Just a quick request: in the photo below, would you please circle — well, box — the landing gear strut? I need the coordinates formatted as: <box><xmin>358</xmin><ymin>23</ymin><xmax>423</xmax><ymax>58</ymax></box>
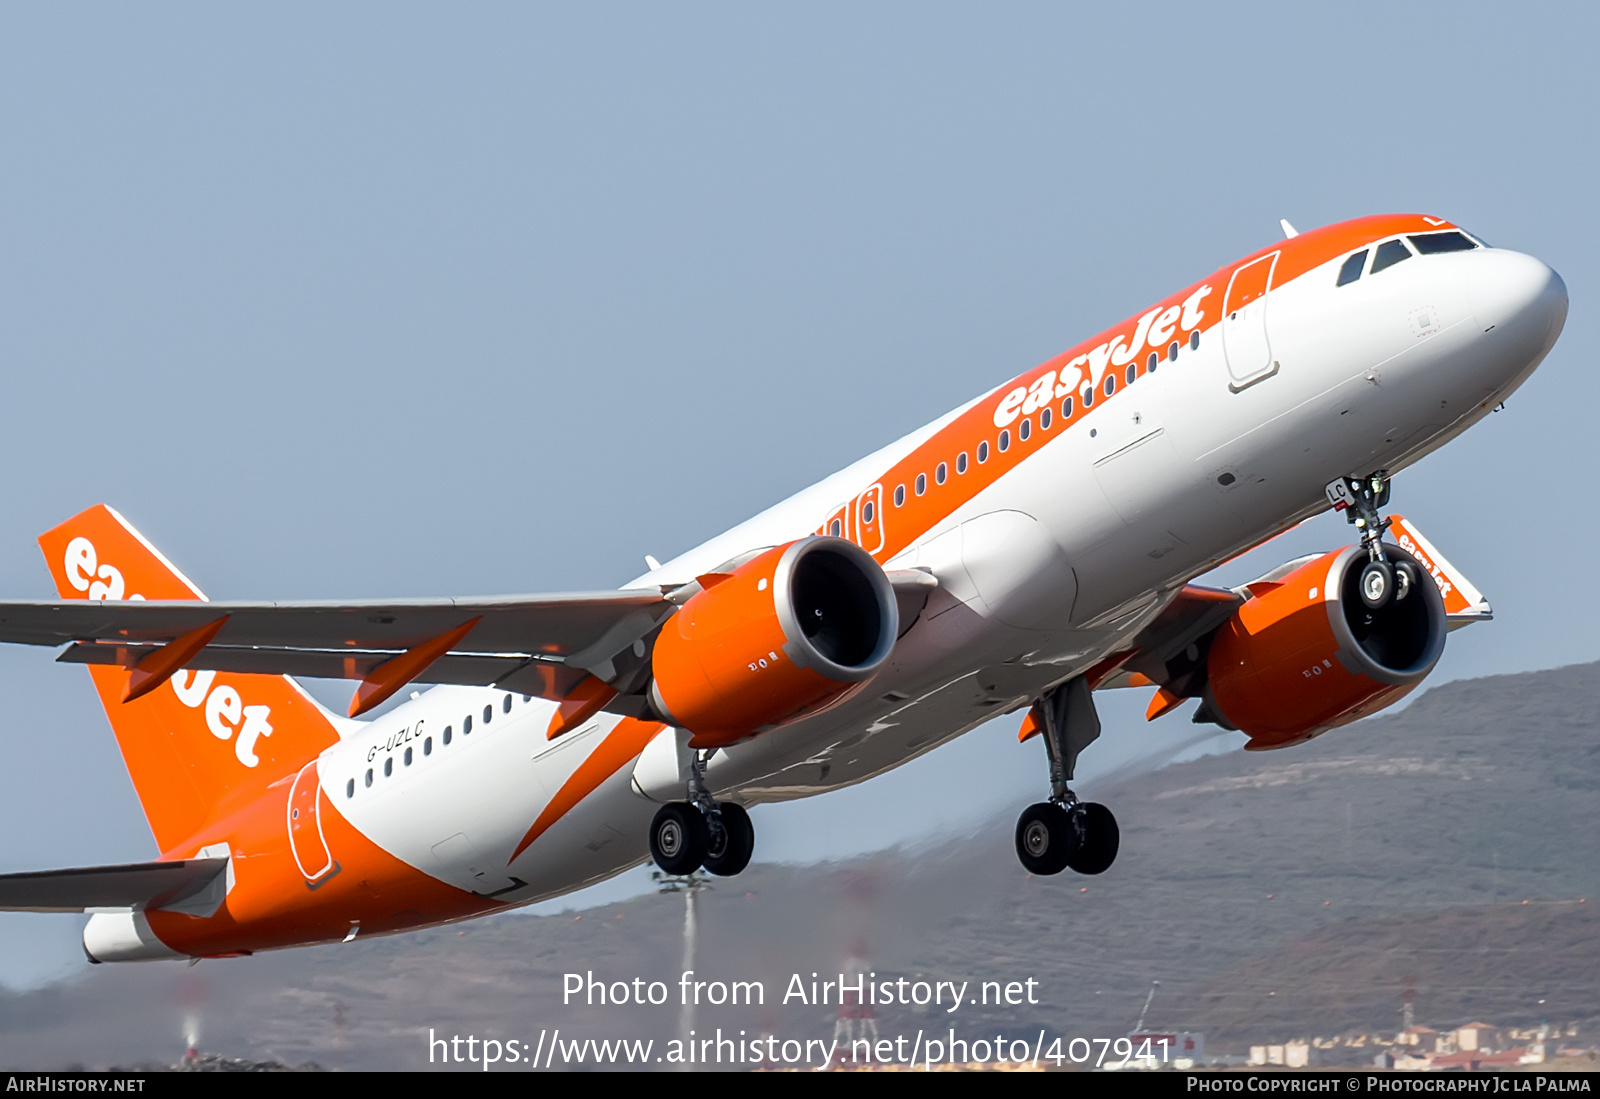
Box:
<box><xmin>1325</xmin><ymin>470</ymin><xmax>1419</xmax><ymax>611</ymax></box>
<box><xmin>647</xmin><ymin>747</ymin><xmax>755</xmax><ymax>877</ymax></box>
<box><xmin>1014</xmin><ymin>677</ymin><xmax>1119</xmax><ymax>876</ymax></box>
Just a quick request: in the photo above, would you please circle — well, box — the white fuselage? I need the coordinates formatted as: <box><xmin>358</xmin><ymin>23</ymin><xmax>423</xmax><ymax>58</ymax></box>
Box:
<box><xmin>321</xmin><ymin>236</ymin><xmax>1566</xmax><ymax>906</ymax></box>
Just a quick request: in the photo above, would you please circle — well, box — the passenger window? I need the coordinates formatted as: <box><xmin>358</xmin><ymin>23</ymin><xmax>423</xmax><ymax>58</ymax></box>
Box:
<box><xmin>1337</xmin><ymin>250</ymin><xmax>1368</xmax><ymax>286</ymax></box>
<box><xmin>915</xmin><ymin>473</ymin><xmax>927</xmax><ymax>496</ymax></box>
<box><xmin>1061</xmin><ymin>396</ymin><xmax>1074</xmax><ymax>419</ymax></box>
<box><xmin>1126</xmin><ymin>364</ymin><xmax>1137</xmax><ymax>385</ymax></box>
<box><xmin>1104</xmin><ymin>375</ymin><xmax>1116</xmax><ymax>397</ymax></box>
<box><xmin>1371</xmin><ymin>239</ymin><xmax>1412</xmax><ymax>274</ymax></box>
<box><xmin>935</xmin><ymin>462</ymin><xmax>947</xmax><ymax>484</ymax></box>
<box><xmin>1167</xmin><ymin>341</ymin><xmax>1179</xmax><ymax>362</ymax></box>
<box><xmin>956</xmin><ymin>452</ymin><xmax>968</xmax><ymax>474</ymax></box>
<box><xmin>463</xmin><ymin>715</ymin><xmax>472</xmax><ymax>735</ymax></box>
<box><xmin>862</xmin><ymin>500</ymin><xmax>875</xmax><ymax>523</ymax></box>
<box><xmin>1019</xmin><ymin>419</ymin><xmax>1031</xmax><ymax>441</ymax></box>
<box><xmin>999</xmin><ymin>430</ymin><xmax>1011</xmax><ymax>452</ymax></box>
<box><xmin>894</xmin><ymin>484</ymin><xmax>906</xmax><ymax>506</ymax></box>
<box><xmin>504</xmin><ymin>694</ymin><xmax>513</xmax><ymax>713</ymax></box>
<box><xmin>404</xmin><ymin>747</ymin><xmax>413</xmax><ymax>766</ymax></box>
<box><xmin>1409</xmin><ymin>231</ymin><xmax>1477</xmax><ymax>254</ymax></box>
<box><xmin>384</xmin><ymin>758</ymin><xmax>393</xmax><ymax>777</ymax></box>
<box><xmin>443</xmin><ymin>725</ymin><xmax>453</xmax><ymax>745</ymax></box>
<box><xmin>365</xmin><ymin>768</ymin><xmax>373</xmax><ymax>788</ymax></box>
<box><xmin>1082</xmin><ymin>385</ymin><xmax>1093</xmax><ymax>408</ymax></box>
<box><xmin>346</xmin><ymin>778</ymin><xmax>355</xmax><ymax>798</ymax></box>
<box><xmin>829</xmin><ymin>519</ymin><xmax>841</xmax><ymax>536</ymax></box>
<box><xmin>1145</xmin><ymin>352</ymin><xmax>1156</xmax><ymax>374</ymax></box>
<box><xmin>483</xmin><ymin>705</ymin><xmax>493</xmax><ymax>725</ymax></box>
<box><xmin>1040</xmin><ymin>407</ymin><xmax>1052</xmax><ymax>431</ymax></box>
<box><xmin>977</xmin><ymin>441</ymin><xmax>989</xmax><ymax>463</ymax></box>
<box><xmin>424</xmin><ymin>736</ymin><xmax>433</xmax><ymax>756</ymax></box>
<box><xmin>522</xmin><ymin>694</ymin><xmax>532</xmax><ymax>703</ymax></box>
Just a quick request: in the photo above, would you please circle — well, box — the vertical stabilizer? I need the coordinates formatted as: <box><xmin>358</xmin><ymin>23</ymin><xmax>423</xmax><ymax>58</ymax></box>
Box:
<box><xmin>38</xmin><ymin>505</ymin><xmax>342</xmax><ymax>854</ymax></box>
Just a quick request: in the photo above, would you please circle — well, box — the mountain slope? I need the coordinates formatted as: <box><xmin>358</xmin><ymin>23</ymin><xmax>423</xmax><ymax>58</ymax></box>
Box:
<box><xmin>0</xmin><ymin>662</ymin><xmax>1595</xmax><ymax>1068</ymax></box>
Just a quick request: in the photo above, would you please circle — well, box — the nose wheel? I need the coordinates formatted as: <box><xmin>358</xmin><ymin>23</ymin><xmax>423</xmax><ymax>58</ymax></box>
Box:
<box><xmin>1327</xmin><ymin>471</ymin><xmax>1419</xmax><ymax>611</ymax></box>
<box><xmin>1014</xmin><ymin>677</ymin><xmax>1120</xmax><ymax>877</ymax></box>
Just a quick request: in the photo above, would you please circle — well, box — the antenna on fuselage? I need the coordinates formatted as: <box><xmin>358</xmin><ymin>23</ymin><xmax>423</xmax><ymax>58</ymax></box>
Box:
<box><xmin>1279</xmin><ymin>219</ymin><xmax>1299</xmax><ymax>239</ymax></box>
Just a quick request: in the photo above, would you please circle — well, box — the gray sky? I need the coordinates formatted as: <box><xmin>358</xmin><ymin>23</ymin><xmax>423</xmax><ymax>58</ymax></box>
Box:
<box><xmin>0</xmin><ymin>2</ymin><xmax>1594</xmax><ymax>996</ymax></box>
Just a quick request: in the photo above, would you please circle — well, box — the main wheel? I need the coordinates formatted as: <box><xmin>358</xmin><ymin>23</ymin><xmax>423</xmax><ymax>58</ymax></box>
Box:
<box><xmin>1015</xmin><ymin>802</ymin><xmax>1075</xmax><ymax>875</ymax></box>
<box><xmin>1359</xmin><ymin>559</ymin><xmax>1395</xmax><ymax>609</ymax></box>
<box><xmin>702</xmin><ymin>803</ymin><xmax>755</xmax><ymax>877</ymax></box>
<box><xmin>649</xmin><ymin>802</ymin><xmax>708</xmax><ymax>875</ymax></box>
<box><xmin>1066</xmin><ymin>802</ymin><xmax>1119</xmax><ymax>875</ymax></box>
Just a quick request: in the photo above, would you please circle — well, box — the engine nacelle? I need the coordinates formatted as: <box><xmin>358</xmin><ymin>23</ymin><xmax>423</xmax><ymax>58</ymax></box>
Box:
<box><xmin>1206</xmin><ymin>543</ymin><xmax>1446</xmax><ymax>749</ymax></box>
<box><xmin>649</xmin><ymin>537</ymin><xmax>897</xmax><ymax>748</ymax></box>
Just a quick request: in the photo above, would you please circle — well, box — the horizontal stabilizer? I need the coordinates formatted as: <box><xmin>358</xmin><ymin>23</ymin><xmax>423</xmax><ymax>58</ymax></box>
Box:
<box><xmin>0</xmin><ymin>857</ymin><xmax>228</xmax><ymax>915</ymax></box>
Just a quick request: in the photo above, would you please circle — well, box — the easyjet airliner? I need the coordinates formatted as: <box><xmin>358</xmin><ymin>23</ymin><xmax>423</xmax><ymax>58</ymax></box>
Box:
<box><xmin>0</xmin><ymin>214</ymin><xmax>1565</xmax><ymax>962</ymax></box>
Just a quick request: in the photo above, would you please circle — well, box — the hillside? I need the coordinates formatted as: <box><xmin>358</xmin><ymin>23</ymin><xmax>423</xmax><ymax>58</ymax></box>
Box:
<box><xmin>0</xmin><ymin>662</ymin><xmax>1595</xmax><ymax>1069</ymax></box>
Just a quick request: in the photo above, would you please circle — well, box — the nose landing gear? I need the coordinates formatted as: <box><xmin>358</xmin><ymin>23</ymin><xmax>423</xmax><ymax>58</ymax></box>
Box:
<box><xmin>647</xmin><ymin>748</ymin><xmax>755</xmax><ymax>877</ymax></box>
<box><xmin>1014</xmin><ymin>677</ymin><xmax>1120</xmax><ymax>876</ymax></box>
<box><xmin>1326</xmin><ymin>471</ymin><xmax>1419</xmax><ymax>611</ymax></box>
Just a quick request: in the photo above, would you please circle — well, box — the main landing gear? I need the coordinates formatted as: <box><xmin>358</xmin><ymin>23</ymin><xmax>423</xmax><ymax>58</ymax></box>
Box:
<box><xmin>1325</xmin><ymin>470</ymin><xmax>1420</xmax><ymax>611</ymax></box>
<box><xmin>1014</xmin><ymin>677</ymin><xmax>1119</xmax><ymax>877</ymax></box>
<box><xmin>647</xmin><ymin>749</ymin><xmax>755</xmax><ymax>877</ymax></box>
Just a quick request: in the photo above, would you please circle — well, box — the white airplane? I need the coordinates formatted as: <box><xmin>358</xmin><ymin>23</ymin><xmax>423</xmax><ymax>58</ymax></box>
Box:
<box><xmin>0</xmin><ymin>213</ymin><xmax>1565</xmax><ymax>963</ymax></box>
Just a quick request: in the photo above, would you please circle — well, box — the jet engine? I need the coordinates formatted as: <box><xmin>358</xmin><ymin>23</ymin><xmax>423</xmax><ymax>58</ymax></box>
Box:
<box><xmin>1204</xmin><ymin>543</ymin><xmax>1446</xmax><ymax>748</ymax></box>
<box><xmin>649</xmin><ymin>537</ymin><xmax>897</xmax><ymax>748</ymax></box>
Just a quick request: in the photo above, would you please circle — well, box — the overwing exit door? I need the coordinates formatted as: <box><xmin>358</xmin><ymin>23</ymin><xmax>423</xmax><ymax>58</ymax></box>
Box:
<box><xmin>1221</xmin><ymin>251</ymin><xmax>1279</xmax><ymax>390</ymax></box>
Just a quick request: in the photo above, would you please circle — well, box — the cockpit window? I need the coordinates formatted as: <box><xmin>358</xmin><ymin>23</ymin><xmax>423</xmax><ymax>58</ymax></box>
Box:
<box><xmin>1370</xmin><ymin>239</ymin><xmax>1413</xmax><ymax>274</ymax></box>
<box><xmin>1336</xmin><ymin>250</ymin><xmax>1368</xmax><ymax>287</ymax></box>
<box><xmin>1408</xmin><ymin>231</ymin><xmax>1477</xmax><ymax>255</ymax></box>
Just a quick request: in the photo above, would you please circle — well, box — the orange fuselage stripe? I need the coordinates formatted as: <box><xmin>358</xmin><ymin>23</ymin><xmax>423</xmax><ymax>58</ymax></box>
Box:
<box><xmin>510</xmin><ymin>717</ymin><xmax>667</xmax><ymax>862</ymax></box>
<box><xmin>838</xmin><ymin>214</ymin><xmax>1457</xmax><ymax>567</ymax></box>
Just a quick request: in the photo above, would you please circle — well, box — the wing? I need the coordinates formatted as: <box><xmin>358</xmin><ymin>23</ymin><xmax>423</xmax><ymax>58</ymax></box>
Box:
<box><xmin>20</xmin><ymin>502</ymin><xmax>709</xmax><ymax>719</ymax></box>
<box><xmin>1092</xmin><ymin>583</ymin><xmax>1246</xmax><ymax>693</ymax></box>
<box><xmin>1096</xmin><ymin>516</ymin><xmax>1492</xmax><ymax>725</ymax></box>
<box><xmin>1388</xmin><ymin>514</ymin><xmax>1493</xmax><ymax>629</ymax></box>
<box><xmin>0</xmin><ymin>857</ymin><xmax>228</xmax><ymax>914</ymax></box>
<box><xmin>5</xmin><ymin>578</ymin><xmax>942</xmax><ymax>722</ymax></box>
<box><xmin>0</xmin><ymin>591</ymin><xmax>677</xmax><ymax>713</ymax></box>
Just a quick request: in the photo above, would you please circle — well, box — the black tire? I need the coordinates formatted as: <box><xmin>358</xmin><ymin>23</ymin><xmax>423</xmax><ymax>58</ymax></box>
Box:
<box><xmin>1359</xmin><ymin>559</ymin><xmax>1395</xmax><ymax>609</ymax></box>
<box><xmin>1066</xmin><ymin>802</ymin><xmax>1119</xmax><ymax>876</ymax></box>
<box><xmin>702</xmin><ymin>803</ymin><xmax>754</xmax><ymax>877</ymax></box>
<box><xmin>1015</xmin><ymin>802</ymin><xmax>1075</xmax><ymax>876</ymax></box>
<box><xmin>649</xmin><ymin>802</ymin><xmax>708</xmax><ymax>875</ymax></box>
<box><xmin>1393</xmin><ymin>558</ymin><xmax>1419</xmax><ymax>603</ymax></box>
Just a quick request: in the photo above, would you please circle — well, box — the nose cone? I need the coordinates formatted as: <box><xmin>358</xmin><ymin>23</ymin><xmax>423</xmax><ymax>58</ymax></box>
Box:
<box><xmin>1468</xmin><ymin>249</ymin><xmax>1568</xmax><ymax>362</ymax></box>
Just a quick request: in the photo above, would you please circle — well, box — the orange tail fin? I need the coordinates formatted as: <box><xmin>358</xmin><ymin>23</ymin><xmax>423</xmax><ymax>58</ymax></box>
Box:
<box><xmin>38</xmin><ymin>505</ymin><xmax>343</xmax><ymax>854</ymax></box>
